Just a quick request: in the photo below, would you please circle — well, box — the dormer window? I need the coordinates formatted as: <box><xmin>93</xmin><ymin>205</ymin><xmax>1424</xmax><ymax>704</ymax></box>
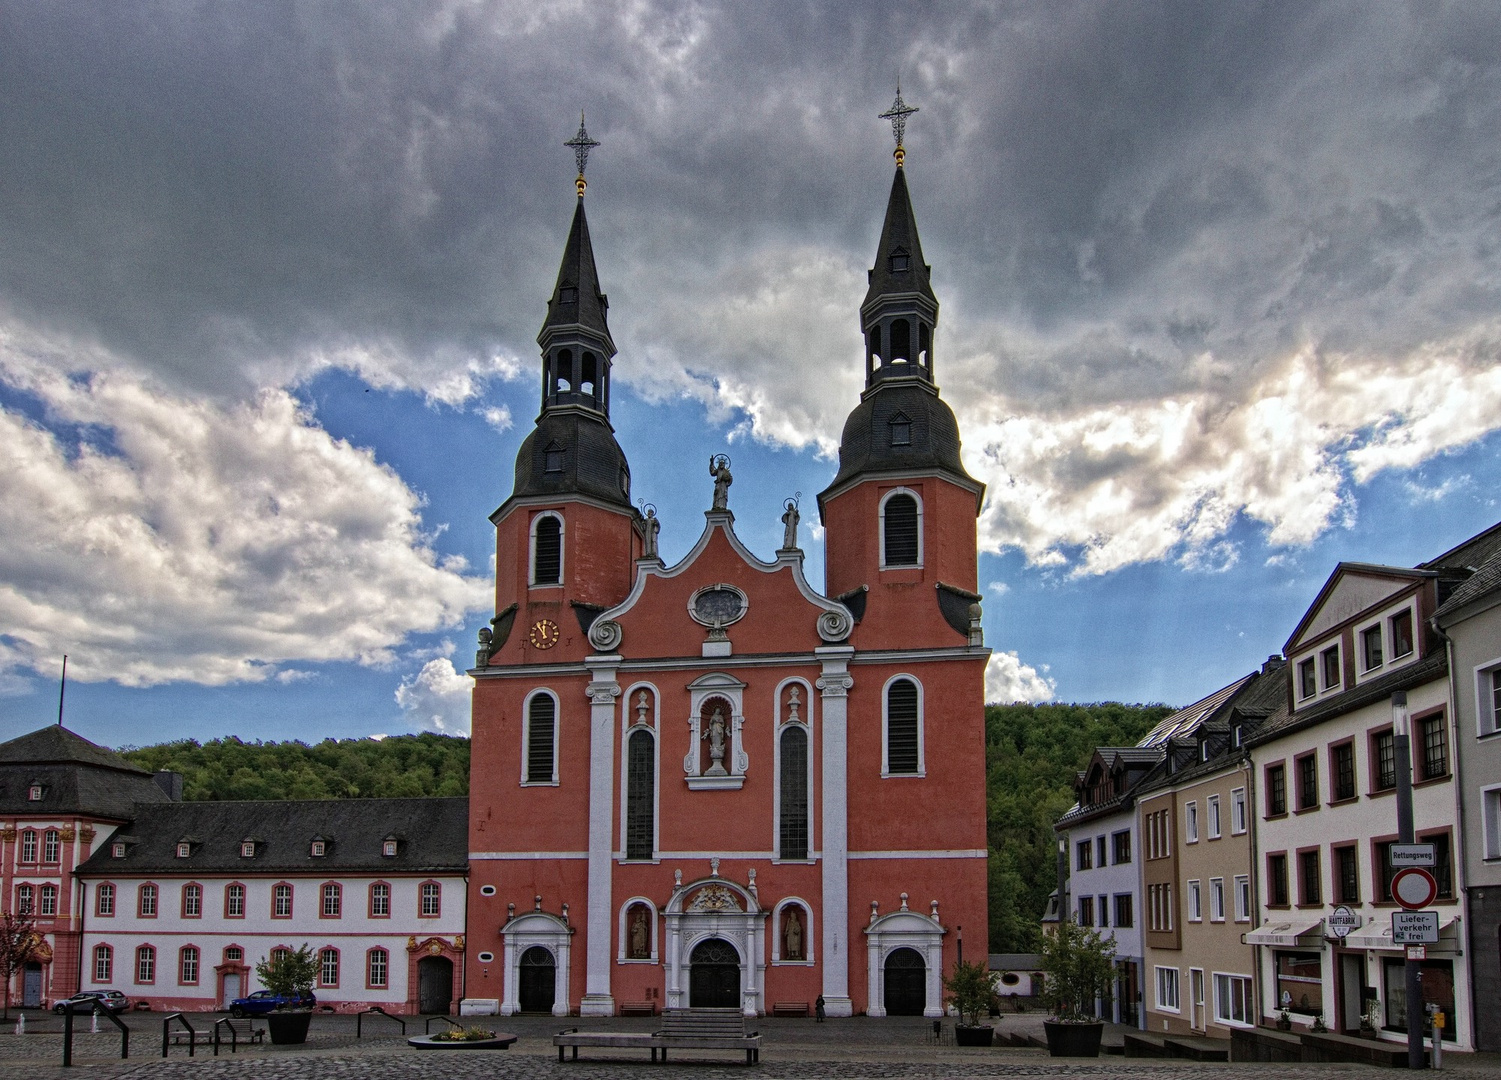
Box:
<box><xmin>310</xmin><ymin>840</ymin><xmax>326</xmax><ymax>857</ymax></box>
<box><xmin>27</xmin><ymin>783</ymin><xmax>43</xmax><ymax>802</ymax></box>
<box><xmin>240</xmin><ymin>841</ymin><xmax>256</xmax><ymax>858</ymax></box>
<box><xmin>888</xmin><ymin>412</ymin><xmax>911</xmax><ymax>447</ymax></box>
<box><xmin>889</xmin><ymin>247</ymin><xmax>910</xmax><ymax>273</ymax></box>
<box><xmin>176</xmin><ymin>842</ymin><xmax>191</xmax><ymax>858</ymax></box>
<box><xmin>382</xmin><ymin>838</ymin><xmax>398</xmax><ymax>857</ymax></box>
<box><xmin>111</xmin><ymin>842</ymin><xmax>126</xmax><ymax>859</ymax></box>
<box><xmin>558</xmin><ymin>285</ymin><xmax>579</xmax><ymax>305</ymax></box>
<box><xmin>1200</xmin><ymin>742</ymin><xmax>1210</xmax><ymax>762</ymax></box>
<box><xmin>1390</xmin><ymin>609</ymin><xmax>1414</xmax><ymax>658</ymax></box>
<box><xmin>543</xmin><ymin>442</ymin><xmax>565</xmax><ymax>475</ymax></box>
<box><xmin>1232</xmin><ymin>725</ymin><xmax>1242</xmax><ymax>748</ymax></box>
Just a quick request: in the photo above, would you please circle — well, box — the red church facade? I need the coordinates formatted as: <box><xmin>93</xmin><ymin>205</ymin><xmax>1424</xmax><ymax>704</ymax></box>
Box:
<box><xmin>462</xmin><ymin>121</ymin><xmax>989</xmax><ymax>1018</ymax></box>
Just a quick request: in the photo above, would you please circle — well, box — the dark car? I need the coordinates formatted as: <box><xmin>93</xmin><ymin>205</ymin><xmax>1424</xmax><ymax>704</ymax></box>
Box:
<box><xmin>53</xmin><ymin>990</ymin><xmax>129</xmax><ymax>1014</ymax></box>
<box><xmin>228</xmin><ymin>990</ymin><xmax>316</xmax><ymax>1017</ymax></box>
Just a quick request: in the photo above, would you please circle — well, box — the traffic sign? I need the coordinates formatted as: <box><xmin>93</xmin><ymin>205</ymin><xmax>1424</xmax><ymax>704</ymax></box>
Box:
<box><xmin>1390</xmin><ymin>843</ymin><xmax>1436</xmax><ymax>868</ymax></box>
<box><xmin>1391</xmin><ymin>866</ymin><xmax>1438</xmax><ymax>910</ymax></box>
<box><xmin>1393</xmin><ymin>910</ymin><xmax>1440</xmax><ymax>944</ymax></box>
<box><xmin>1406</xmin><ymin>945</ymin><xmax>1427</xmax><ymax>960</ymax></box>
<box><xmin>1328</xmin><ymin>905</ymin><xmax>1362</xmax><ymax>939</ymax></box>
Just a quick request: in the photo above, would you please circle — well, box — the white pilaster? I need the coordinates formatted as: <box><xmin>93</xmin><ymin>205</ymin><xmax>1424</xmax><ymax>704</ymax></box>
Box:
<box><xmin>582</xmin><ymin>657</ymin><xmax>621</xmax><ymax>1015</ymax></box>
<box><xmin>816</xmin><ymin>646</ymin><xmax>854</xmax><ymax>1017</ymax></box>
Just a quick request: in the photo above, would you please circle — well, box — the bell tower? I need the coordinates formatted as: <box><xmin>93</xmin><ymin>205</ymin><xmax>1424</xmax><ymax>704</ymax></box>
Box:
<box><xmin>480</xmin><ymin>117</ymin><xmax>641</xmax><ymax>669</ymax></box>
<box><xmin>818</xmin><ymin>88</ymin><xmax>985</xmax><ymax>650</ymax></box>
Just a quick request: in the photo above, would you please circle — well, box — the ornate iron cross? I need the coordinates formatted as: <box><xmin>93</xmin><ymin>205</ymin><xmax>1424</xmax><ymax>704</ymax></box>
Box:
<box><xmin>565</xmin><ymin>113</ymin><xmax>601</xmax><ymax>195</ymax></box>
<box><xmin>879</xmin><ymin>81</ymin><xmax>918</xmax><ymax>165</ymax></box>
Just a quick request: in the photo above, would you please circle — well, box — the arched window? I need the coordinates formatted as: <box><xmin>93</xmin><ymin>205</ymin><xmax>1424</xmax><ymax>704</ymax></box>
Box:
<box><xmin>16</xmin><ymin>884</ymin><xmax>33</xmax><ymax>914</ymax></box>
<box><xmin>580</xmin><ymin>352</ymin><xmax>597</xmax><ymax>395</ymax></box>
<box><xmin>319</xmin><ymin>947</ymin><xmax>340</xmax><ymax>987</ymax></box>
<box><xmin>554</xmin><ymin>349</ymin><xmax>573</xmax><ymax>391</ymax></box>
<box><xmin>919</xmin><ymin>323</ymin><xmax>931</xmax><ymax>366</ymax></box>
<box><xmin>868</xmin><ymin>326</ymin><xmax>883</xmax><ymax>366</ymax></box>
<box><xmin>779</xmin><ymin>725</ymin><xmax>809</xmax><ymax>860</ymax></box>
<box><xmin>179</xmin><ymin>945</ymin><xmax>199</xmax><ymax>985</ymax></box>
<box><xmin>890</xmin><ymin>318</ymin><xmax>911</xmax><ymax>362</ymax></box>
<box><xmin>884</xmin><ymin>677</ymin><xmax>922</xmax><ymax>775</ymax></box>
<box><xmin>43</xmin><ymin>830</ymin><xmax>60</xmax><ymax>863</ymax></box>
<box><xmin>224</xmin><ymin>883</ymin><xmax>245</xmax><ymax>918</ymax></box>
<box><xmin>321</xmin><ymin>882</ymin><xmax>342</xmax><ymax>917</ymax></box>
<box><xmin>138</xmin><ymin>883</ymin><xmax>158</xmax><ymax>917</ymax></box>
<box><xmin>93</xmin><ymin>944</ymin><xmax>112</xmax><ymax>983</ymax></box>
<box><xmin>531</xmin><ymin>513</ymin><xmax>563</xmax><ymax>585</ymax></box>
<box><xmin>367</xmin><ymin>948</ymin><xmax>389</xmax><ymax>989</ymax></box>
<box><xmin>181</xmin><ymin>883</ymin><xmax>201</xmax><ymax>918</ymax></box>
<box><xmin>369</xmin><ymin>881</ymin><xmax>391</xmax><ymax>917</ymax></box>
<box><xmin>625</xmin><ymin>727</ymin><xmax>655</xmax><ymax>860</ymax></box>
<box><xmin>524</xmin><ymin>692</ymin><xmax>558</xmax><ymax>784</ymax></box>
<box><xmin>96</xmin><ymin>883</ymin><xmax>116</xmax><ymax>917</ymax></box>
<box><xmin>136</xmin><ymin>945</ymin><xmax>156</xmax><ymax>984</ymax></box>
<box><xmin>880</xmin><ymin>490</ymin><xmax>921</xmax><ymax>567</ymax></box>
<box><xmin>40</xmin><ymin>884</ymin><xmax>57</xmax><ymax>916</ymax></box>
<box><xmin>19</xmin><ymin>830</ymin><xmax>36</xmax><ymax>863</ymax></box>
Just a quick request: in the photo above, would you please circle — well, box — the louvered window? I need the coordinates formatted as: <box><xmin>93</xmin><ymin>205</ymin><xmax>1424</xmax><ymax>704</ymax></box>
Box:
<box><xmin>882</xmin><ymin>494</ymin><xmax>919</xmax><ymax>566</ymax></box>
<box><xmin>527</xmin><ymin>694</ymin><xmax>556</xmax><ymax>783</ymax></box>
<box><xmin>886</xmin><ymin>679</ymin><xmax>920</xmax><ymax>774</ymax></box>
<box><xmin>533</xmin><ymin>516</ymin><xmax>562</xmax><ymax>584</ymax></box>
<box><xmin>625</xmin><ymin>729</ymin><xmax>654</xmax><ymax>859</ymax></box>
<box><xmin>779</xmin><ymin>726</ymin><xmax>809</xmax><ymax>859</ymax></box>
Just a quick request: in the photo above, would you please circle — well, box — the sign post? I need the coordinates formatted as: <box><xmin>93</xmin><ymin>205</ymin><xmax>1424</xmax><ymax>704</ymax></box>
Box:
<box><xmin>1392</xmin><ymin>691</ymin><xmax>1425</xmax><ymax>1070</ymax></box>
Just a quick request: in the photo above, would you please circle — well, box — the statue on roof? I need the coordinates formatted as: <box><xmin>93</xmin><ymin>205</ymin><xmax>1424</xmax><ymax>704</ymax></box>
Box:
<box><xmin>709</xmin><ymin>455</ymin><xmax>733</xmax><ymax>510</ymax></box>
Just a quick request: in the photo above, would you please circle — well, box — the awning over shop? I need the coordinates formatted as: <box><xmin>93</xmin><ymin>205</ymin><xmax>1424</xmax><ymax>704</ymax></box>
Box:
<box><xmin>1342</xmin><ymin>915</ymin><xmax>1461</xmax><ymax>952</ymax></box>
<box><xmin>1245</xmin><ymin>918</ymin><xmax>1324</xmax><ymax>947</ymax></box>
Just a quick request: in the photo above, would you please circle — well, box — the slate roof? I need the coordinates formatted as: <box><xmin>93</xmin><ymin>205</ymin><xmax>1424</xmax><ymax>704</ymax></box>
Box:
<box><xmin>1140</xmin><ymin>676</ymin><xmax>1254</xmax><ymax>746</ymax></box>
<box><xmin>1420</xmin><ymin>518</ymin><xmax>1501</xmax><ymax>573</ymax></box>
<box><xmin>1436</xmin><ymin>545</ymin><xmax>1501</xmax><ymax>623</ymax></box>
<box><xmin>504</xmin><ymin>407</ymin><xmax>633</xmax><ymax>512</ymax></box>
<box><xmin>821</xmin><ymin>379</ymin><xmax>979</xmax><ymax>501</ymax></box>
<box><xmin>990</xmin><ymin>953</ymin><xmax>1043</xmax><ymax>971</ymax></box>
<box><xmin>0</xmin><ymin>726</ymin><xmax>170</xmax><ymax>819</ymax></box>
<box><xmin>862</xmin><ymin>167</ymin><xmax>936</xmax><ymax>311</ymax></box>
<box><xmin>539</xmin><ymin>197</ymin><xmax>613</xmax><ymax>350</ymax></box>
<box><xmin>1246</xmin><ymin>651</ymin><xmax>1447</xmax><ymax>748</ymax></box>
<box><xmin>77</xmin><ymin>797</ymin><xmax>468</xmax><ymax>876</ymax></box>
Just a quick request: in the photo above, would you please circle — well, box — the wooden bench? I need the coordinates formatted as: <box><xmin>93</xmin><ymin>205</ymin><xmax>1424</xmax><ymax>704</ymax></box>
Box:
<box><xmin>554</xmin><ymin>1007</ymin><xmax>761</xmax><ymax>1065</ymax></box>
<box><xmin>771</xmin><ymin>1001</ymin><xmax>808</xmax><ymax>1017</ymax></box>
<box><xmin>620</xmin><ymin>1001</ymin><xmax>656</xmax><ymax>1017</ymax></box>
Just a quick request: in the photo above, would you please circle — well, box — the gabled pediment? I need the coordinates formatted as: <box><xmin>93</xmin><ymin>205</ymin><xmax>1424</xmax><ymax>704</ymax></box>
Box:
<box><xmin>1286</xmin><ymin>563</ymin><xmax>1432</xmax><ymax>653</ymax></box>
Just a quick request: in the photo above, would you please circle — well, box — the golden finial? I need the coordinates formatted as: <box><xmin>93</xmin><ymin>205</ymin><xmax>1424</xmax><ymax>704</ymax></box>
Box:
<box><xmin>565</xmin><ymin>112</ymin><xmax>600</xmax><ymax>196</ymax></box>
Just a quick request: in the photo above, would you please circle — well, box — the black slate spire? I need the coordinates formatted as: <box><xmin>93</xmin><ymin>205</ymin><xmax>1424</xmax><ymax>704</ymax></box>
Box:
<box><xmin>539</xmin><ymin>198</ymin><xmax>614</xmax><ymax>357</ymax></box>
<box><xmin>859</xmin><ymin>163</ymin><xmax>939</xmax><ymax>389</ymax></box>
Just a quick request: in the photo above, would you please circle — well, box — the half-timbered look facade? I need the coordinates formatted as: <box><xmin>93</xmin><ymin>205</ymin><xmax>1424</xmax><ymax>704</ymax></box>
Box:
<box><xmin>1246</xmin><ymin>550</ymin><xmax>1472</xmax><ymax>1047</ymax></box>
<box><xmin>463</xmin><ymin>114</ymin><xmax>989</xmax><ymax>1018</ymax></box>
<box><xmin>76</xmin><ymin>798</ymin><xmax>467</xmax><ymax>1014</ymax></box>
<box><xmin>0</xmin><ymin>725</ymin><xmax>175</xmax><ymax>1009</ymax></box>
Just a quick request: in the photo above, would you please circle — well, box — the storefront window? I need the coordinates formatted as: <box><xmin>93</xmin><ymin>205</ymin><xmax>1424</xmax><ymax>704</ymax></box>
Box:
<box><xmin>1275</xmin><ymin>951</ymin><xmax>1324</xmax><ymax>1016</ymax></box>
<box><xmin>1383</xmin><ymin>958</ymin><xmax>1456</xmax><ymax>1042</ymax></box>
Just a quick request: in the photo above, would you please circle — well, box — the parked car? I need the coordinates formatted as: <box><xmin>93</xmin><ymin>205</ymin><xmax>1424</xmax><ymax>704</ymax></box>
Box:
<box><xmin>228</xmin><ymin>990</ymin><xmax>316</xmax><ymax>1017</ymax></box>
<box><xmin>53</xmin><ymin>990</ymin><xmax>129</xmax><ymax>1014</ymax></box>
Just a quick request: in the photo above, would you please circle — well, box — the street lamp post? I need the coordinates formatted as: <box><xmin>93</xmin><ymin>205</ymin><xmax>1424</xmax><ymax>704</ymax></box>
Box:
<box><xmin>1392</xmin><ymin>691</ymin><xmax>1424</xmax><ymax>1070</ymax></box>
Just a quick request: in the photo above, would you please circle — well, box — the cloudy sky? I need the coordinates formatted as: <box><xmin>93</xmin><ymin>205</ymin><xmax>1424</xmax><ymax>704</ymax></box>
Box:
<box><xmin>3</xmin><ymin>1</ymin><xmax>1500</xmax><ymax>747</ymax></box>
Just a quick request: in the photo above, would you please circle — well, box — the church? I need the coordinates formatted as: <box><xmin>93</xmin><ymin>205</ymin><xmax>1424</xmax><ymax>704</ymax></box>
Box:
<box><xmin>462</xmin><ymin>103</ymin><xmax>990</xmax><ymax>1019</ymax></box>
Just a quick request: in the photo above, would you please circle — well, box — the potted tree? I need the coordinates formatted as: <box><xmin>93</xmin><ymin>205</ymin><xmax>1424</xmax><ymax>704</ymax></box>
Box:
<box><xmin>943</xmin><ymin>958</ymin><xmax>997</xmax><ymax>1046</ymax></box>
<box><xmin>255</xmin><ymin>945</ymin><xmax>319</xmax><ymax>1045</ymax></box>
<box><xmin>1039</xmin><ymin>917</ymin><xmax>1116</xmax><ymax>1057</ymax></box>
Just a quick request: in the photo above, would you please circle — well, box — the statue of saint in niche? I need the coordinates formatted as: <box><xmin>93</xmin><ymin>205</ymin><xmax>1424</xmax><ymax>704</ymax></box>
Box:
<box><xmin>629</xmin><ymin>906</ymin><xmax>650</xmax><ymax>959</ymax></box>
<box><xmin>703</xmin><ymin>705</ymin><xmax>729</xmax><ymax>776</ymax></box>
<box><xmin>783</xmin><ymin>907</ymin><xmax>804</xmax><ymax>961</ymax></box>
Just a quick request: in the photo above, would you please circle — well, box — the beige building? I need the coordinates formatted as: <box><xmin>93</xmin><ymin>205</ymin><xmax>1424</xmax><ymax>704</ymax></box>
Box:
<box><xmin>1140</xmin><ymin>668</ymin><xmax>1284</xmax><ymax>1041</ymax></box>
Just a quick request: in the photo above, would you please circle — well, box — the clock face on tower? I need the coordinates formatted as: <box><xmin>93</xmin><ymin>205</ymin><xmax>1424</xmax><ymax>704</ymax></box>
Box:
<box><xmin>527</xmin><ymin>619</ymin><xmax>560</xmax><ymax>650</ymax></box>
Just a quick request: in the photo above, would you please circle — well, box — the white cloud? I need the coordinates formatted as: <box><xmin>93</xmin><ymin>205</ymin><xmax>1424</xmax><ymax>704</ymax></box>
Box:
<box><xmin>395</xmin><ymin>656</ymin><xmax>473</xmax><ymax>734</ymax></box>
<box><xmin>985</xmin><ymin>651</ymin><xmax>1055</xmax><ymax>704</ymax></box>
<box><xmin>481</xmin><ymin>404</ymin><xmax>513</xmax><ymax>431</ymax></box>
<box><xmin>0</xmin><ymin>355</ymin><xmax>489</xmax><ymax>686</ymax></box>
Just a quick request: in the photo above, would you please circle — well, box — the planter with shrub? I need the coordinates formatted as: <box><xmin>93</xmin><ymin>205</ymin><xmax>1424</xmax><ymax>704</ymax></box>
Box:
<box><xmin>1039</xmin><ymin>919</ymin><xmax>1115</xmax><ymax>1058</ymax></box>
<box><xmin>943</xmin><ymin>958</ymin><xmax>997</xmax><ymax>1047</ymax></box>
<box><xmin>255</xmin><ymin>946</ymin><xmax>318</xmax><ymax>1045</ymax></box>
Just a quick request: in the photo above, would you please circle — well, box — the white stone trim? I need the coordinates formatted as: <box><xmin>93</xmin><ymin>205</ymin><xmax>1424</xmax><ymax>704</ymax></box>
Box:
<box><xmin>817</xmin><ymin>647</ymin><xmax>853</xmax><ymax>1016</ymax></box>
<box><xmin>470</xmin><ymin>851</ymin><xmax>588</xmax><ymax>860</ymax></box>
<box><xmin>617</xmin><ymin>683</ymin><xmax>660</xmax><ymax>860</ymax></box>
<box><xmin>661</xmin><ymin>876</ymin><xmax>766</xmax><ymax>1016</ymax></box>
<box><xmin>683</xmin><ymin>672</ymin><xmax>748</xmax><ymax>789</ymax></box>
<box><xmin>581</xmin><ymin>663</ymin><xmax>621</xmax><ymax>1016</ymax></box>
<box><xmin>528</xmin><ymin>510</ymin><xmax>565</xmax><ymax>588</ymax></box>
<box><xmin>772</xmin><ymin>677</ymin><xmax>815</xmax><ymax>861</ymax></box>
<box><xmin>864</xmin><ymin>909</ymin><xmax>946</xmax><ymax>1018</ymax></box>
<box><xmin>880</xmin><ymin>672</ymin><xmax>925</xmax><ymax>778</ymax></box>
<box><xmin>616</xmin><ymin>896</ymin><xmax>659</xmax><ymax>963</ymax></box>
<box><xmin>878</xmin><ymin>487</ymin><xmax>923</xmax><ymax>569</ymax></box>
<box><xmin>520</xmin><ymin>687</ymin><xmax>560</xmax><ymax>786</ymax></box>
<box><xmin>847</xmin><ymin>849</ymin><xmax>988</xmax><ymax>859</ymax></box>
<box><xmin>499</xmin><ymin>910</ymin><xmax>572</xmax><ymax>1016</ymax></box>
<box><xmin>769</xmin><ymin>897</ymin><xmax>813</xmax><ymax>965</ymax></box>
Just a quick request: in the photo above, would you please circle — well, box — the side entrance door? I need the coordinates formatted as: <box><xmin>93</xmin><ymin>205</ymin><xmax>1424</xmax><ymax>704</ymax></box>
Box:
<box><xmin>883</xmin><ymin>948</ymin><xmax>927</xmax><ymax>1016</ymax></box>
<box><xmin>1189</xmin><ymin>969</ymin><xmax>1205</xmax><ymax>1031</ymax></box>
<box><xmin>222</xmin><ymin>973</ymin><xmax>242</xmax><ymax>1010</ymax></box>
<box><xmin>22</xmin><ymin>963</ymin><xmax>43</xmax><ymax>1008</ymax></box>
<box><xmin>418</xmin><ymin>956</ymin><xmax>454</xmax><ymax>1014</ymax></box>
<box><xmin>518</xmin><ymin>947</ymin><xmax>556</xmax><ymax>1013</ymax></box>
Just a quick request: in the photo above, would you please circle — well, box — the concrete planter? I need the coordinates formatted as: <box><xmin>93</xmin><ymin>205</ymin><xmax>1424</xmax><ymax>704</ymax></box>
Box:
<box><xmin>408</xmin><ymin>1033</ymin><xmax>517</xmax><ymax>1050</ymax></box>
<box><xmin>265</xmin><ymin>1011</ymin><xmax>312</xmax><ymax>1045</ymax></box>
<box><xmin>1043</xmin><ymin>1019</ymin><xmax>1103</xmax><ymax>1057</ymax></box>
<box><xmin>954</xmin><ymin>1024</ymin><xmax>994</xmax><ymax>1047</ymax></box>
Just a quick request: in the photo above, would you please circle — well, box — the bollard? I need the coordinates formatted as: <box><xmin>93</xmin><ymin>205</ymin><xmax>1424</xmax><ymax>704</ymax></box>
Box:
<box><xmin>1431</xmin><ymin>1008</ymin><xmax>1444</xmax><ymax>1070</ymax></box>
<box><xmin>92</xmin><ymin>1011</ymin><xmax>99</xmax><ymax>1034</ymax></box>
<box><xmin>16</xmin><ymin>1013</ymin><xmax>24</xmax><ymax>1035</ymax></box>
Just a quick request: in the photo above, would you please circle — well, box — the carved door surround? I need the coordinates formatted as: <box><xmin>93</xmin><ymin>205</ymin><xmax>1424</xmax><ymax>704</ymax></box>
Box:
<box><xmin>864</xmin><ymin>901</ymin><xmax>947</xmax><ymax>1018</ymax></box>
<box><xmin>662</xmin><ymin>874</ymin><xmax>767</xmax><ymax>1015</ymax></box>
<box><xmin>683</xmin><ymin>672</ymin><xmax>747</xmax><ymax>790</ymax></box>
<box><xmin>499</xmin><ymin>906</ymin><xmax>573</xmax><ymax>1016</ymax></box>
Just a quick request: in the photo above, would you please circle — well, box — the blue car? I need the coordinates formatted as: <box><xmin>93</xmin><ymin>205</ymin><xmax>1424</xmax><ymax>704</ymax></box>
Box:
<box><xmin>228</xmin><ymin>990</ymin><xmax>315</xmax><ymax>1017</ymax></box>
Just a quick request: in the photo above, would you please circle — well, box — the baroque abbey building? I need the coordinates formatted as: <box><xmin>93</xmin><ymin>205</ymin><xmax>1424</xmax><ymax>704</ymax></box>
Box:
<box><xmin>461</xmin><ymin>114</ymin><xmax>991</xmax><ymax>1019</ymax></box>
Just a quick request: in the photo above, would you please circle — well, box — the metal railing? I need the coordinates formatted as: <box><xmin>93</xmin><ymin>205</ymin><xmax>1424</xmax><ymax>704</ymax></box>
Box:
<box><xmin>161</xmin><ymin>1012</ymin><xmax>197</xmax><ymax>1057</ymax></box>
<box><xmin>61</xmin><ymin>1001</ymin><xmax>129</xmax><ymax>1067</ymax></box>
<box><xmin>356</xmin><ymin>1005</ymin><xmax>405</xmax><ymax>1038</ymax></box>
<box><xmin>425</xmin><ymin>1014</ymin><xmax>462</xmax><ymax>1035</ymax></box>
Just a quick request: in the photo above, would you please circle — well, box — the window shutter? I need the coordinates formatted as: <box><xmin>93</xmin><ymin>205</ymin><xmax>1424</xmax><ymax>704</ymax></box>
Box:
<box><xmin>625</xmin><ymin>729</ymin><xmax>654</xmax><ymax>859</ymax></box>
<box><xmin>533</xmin><ymin>517</ymin><xmax>562</xmax><ymax>583</ymax></box>
<box><xmin>779</xmin><ymin>726</ymin><xmax>809</xmax><ymax>859</ymax></box>
<box><xmin>886</xmin><ymin>679</ymin><xmax>919</xmax><ymax>773</ymax></box>
<box><xmin>527</xmin><ymin>695</ymin><xmax>556</xmax><ymax>783</ymax></box>
<box><xmin>883</xmin><ymin>495</ymin><xmax>918</xmax><ymax>565</ymax></box>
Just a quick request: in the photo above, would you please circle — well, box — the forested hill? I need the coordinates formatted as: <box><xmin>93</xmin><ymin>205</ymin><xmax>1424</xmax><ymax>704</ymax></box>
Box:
<box><xmin>985</xmin><ymin>702</ymin><xmax>1172</xmax><ymax>953</ymax></box>
<box><xmin>121</xmin><ymin>703</ymin><xmax>1170</xmax><ymax>951</ymax></box>
<box><xmin>121</xmin><ymin>733</ymin><xmax>469</xmax><ymax>800</ymax></box>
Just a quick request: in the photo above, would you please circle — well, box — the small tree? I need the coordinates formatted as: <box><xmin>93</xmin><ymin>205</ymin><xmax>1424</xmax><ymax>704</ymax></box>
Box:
<box><xmin>942</xmin><ymin>958</ymin><xmax>997</xmax><ymax>1027</ymax></box>
<box><xmin>0</xmin><ymin>910</ymin><xmax>44</xmax><ymax>1020</ymax></box>
<box><xmin>254</xmin><ymin>945</ymin><xmax>318</xmax><ymax>1005</ymax></box>
<box><xmin>1038</xmin><ymin>918</ymin><xmax>1116</xmax><ymax>1023</ymax></box>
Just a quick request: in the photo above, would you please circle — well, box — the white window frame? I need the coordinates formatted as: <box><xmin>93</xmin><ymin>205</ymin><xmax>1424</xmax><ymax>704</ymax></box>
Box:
<box><xmin>1358</xmin><ymin>621</ymin><xmax>1384</xmax><ymax>674</ymax></box>
<box><xmin>616</xmin><ymin>896</ymin><xmax>661</xmax><ymax>963</ymax></box>
<box><xmin>1185</xmin><ymin>801</ymin><xmax>1199</xmax><ymax>843</ymax></box>
<box><xmin>1209</xmin><ymin>877</ymin><xmax>1226</xmax><ymax>922</ymax></box>
<box><xmin>1187</xmin><ymin>879</ymin><xmax>1202</xmax><ymax>922</ymax></box>
<box><xmin>1388</xmin><ymin>603</ymin><xmax>1417</xmax><ymax>662</ymax></box>
<box><xmin>1475</xmin><ymin>657</ymin><xmax>1501</xmax><ymax>738</ymax></box>
<box><xmin>619</xmin><ymin>683</ymin><xmax>661</xmax><ymax>861</ymax></box>
<box><xmin>1319</xmin><ymin>641</ymin><xmax>1343</xmax><ymax>692</ymax></box>
<box><xmin>1155</xmin><ymin>966</ymin><xmax>1181</xmax><ymax>1013</ymax></box>
<box><xmin>1234</xmin><ymin>875</ymin><xmax>1251</xmax><ymax>922</ymax></box>
<box><xmin>521</xmin><ymin>688</ymin><xmax>561</xmax><ymax>786</ymax></box>
<box><xmin>1207</xmin><ymin>794</ymin><xmax>1222</xmax><ymax>839</ymax></box>
<box><xmin>880</xmin><ymin>672</ymin><xmax>925</xmax><ymax>777</ymax></box>
<box><xmin>1481</xmin><ymin>782</ymin><xmax>1501</xmax><ymax>861</ymax></box>
<box><xmin>1231</xmin><ymin>788</ymin><xmax>1247</xmax><ymax>835</ymax></box>
<box><xmin>528</xmin><ymin>510</ymin><xmax>566</xmax><ymax>588</ymax></box>
<box><xmin>877</xmin><ymin>487</ymin><xmax>924</xmax><ymax>570</ymax></box>
<box><xmin>1213</xmin><ymin>971</ymin><xmax>1254</xmax><ymax>1027</ymax></box>
<box><xmin>772</xmin><ymin>678</ymin><xmax>815</xmax><ymax>861</ymax></box>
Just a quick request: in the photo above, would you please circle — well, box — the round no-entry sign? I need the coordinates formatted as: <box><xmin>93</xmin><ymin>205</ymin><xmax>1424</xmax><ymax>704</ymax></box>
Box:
<box><xmin>1392</xmin><ymin>866</ymin><xmax>1438</xmax><ymax>910</ymax></box>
